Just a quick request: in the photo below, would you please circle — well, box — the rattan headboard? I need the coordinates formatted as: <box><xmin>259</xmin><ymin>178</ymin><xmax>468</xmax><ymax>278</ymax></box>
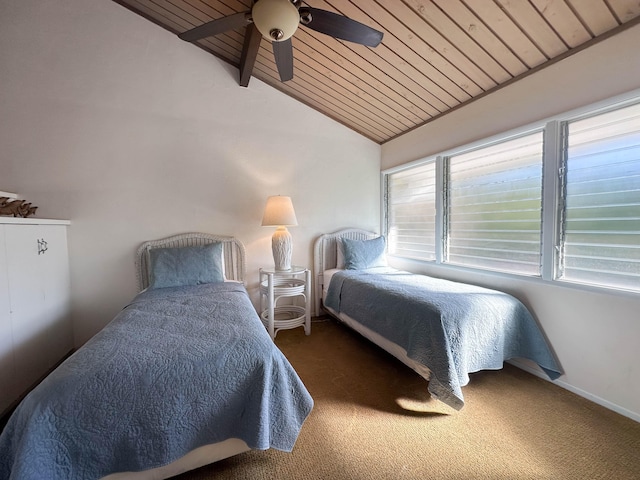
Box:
<box><xmin>312</xmin><ymin>228</ymin><xmax>378</xmax><ymax>316</ymax></box>
<box><xmin>135</xmin><ymin>232</ymin><xmax>246</xmax><ymax>291</ymax></box>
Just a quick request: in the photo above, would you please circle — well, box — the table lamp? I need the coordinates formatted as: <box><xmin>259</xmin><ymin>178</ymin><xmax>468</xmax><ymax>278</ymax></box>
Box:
<box><xmin>261</xmin><ymin>195</ymin><xmax>298</xmax><ymax>271</ymax></box>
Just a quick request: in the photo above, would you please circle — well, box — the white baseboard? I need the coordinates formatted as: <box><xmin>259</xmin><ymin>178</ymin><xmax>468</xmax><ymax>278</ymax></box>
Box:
<box><xmin>507</xmin><ymin>360</ymin><xmax>640</xmax><ymax>423</ymax></box>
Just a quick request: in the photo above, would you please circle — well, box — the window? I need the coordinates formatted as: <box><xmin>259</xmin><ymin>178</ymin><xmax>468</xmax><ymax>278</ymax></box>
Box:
<box><xmin>559</xmin><ymin>103</ymin><xmax>640</xmax><ymax>291</ymax></box>
<box><xmin>446</xmin><ymin>132</ymin><xmax>544</xmax><ymax>275</ymax></box>
<box><xmin>386</xmin><ymin>161</ymin><xmax>437</xmax><ymax>261</ymax></box>
<box><xmin>383</xmin><ymin>94</ymin><xmax>640</xmax><ymax>294</ymax></box>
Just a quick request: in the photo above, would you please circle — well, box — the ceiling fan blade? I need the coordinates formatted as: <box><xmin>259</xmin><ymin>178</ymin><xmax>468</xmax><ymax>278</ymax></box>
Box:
<box><xmin>239</xmin><ymin>24</ymin><xmax>261</xmax><ymax>87</ymax></box>
<box><xmin>272</xmin><ymin>39</ymin><xmax>294</xmax><ymax>82</ymax></box>
<box><xmin>301</xmin><ymin>7</ymin><xmax>383</xmax><ymax>47</ymax></box>
<box><xmin>178</xmin><ymin>12</ymin><xmax>250</xmax><ymax>42</ymax></box>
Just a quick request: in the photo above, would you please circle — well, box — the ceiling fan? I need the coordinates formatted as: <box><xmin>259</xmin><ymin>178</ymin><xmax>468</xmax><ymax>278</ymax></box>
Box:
<box><xmin>178</xmin><ymin>0</ymin><xmax>384</xmax><ymax>87</ymax></box>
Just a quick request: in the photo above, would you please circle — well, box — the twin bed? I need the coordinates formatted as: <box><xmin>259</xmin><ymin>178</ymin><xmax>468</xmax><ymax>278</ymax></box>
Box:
<box><xmin>0</xmin><ymin>233</ymin><xmax>313</xmax><ymax>480</ymax></box>
<box><xmin>314</xmin><ymin>228</ymin><xmax>562</xmax><ymax>411</ymax></box>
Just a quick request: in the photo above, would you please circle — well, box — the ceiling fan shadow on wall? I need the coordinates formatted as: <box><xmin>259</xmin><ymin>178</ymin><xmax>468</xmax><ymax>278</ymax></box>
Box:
<box><xmin>178</xmin><ymin>0</ymin><xmax>383</xmax><ymax>87</ymax></box>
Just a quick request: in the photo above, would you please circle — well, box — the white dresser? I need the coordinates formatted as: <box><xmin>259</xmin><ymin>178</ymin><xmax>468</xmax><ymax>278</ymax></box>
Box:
<box><xmin>0</xmin><ymin>218</ymin><xmax>73</xmax><ymax>416</ymax></box>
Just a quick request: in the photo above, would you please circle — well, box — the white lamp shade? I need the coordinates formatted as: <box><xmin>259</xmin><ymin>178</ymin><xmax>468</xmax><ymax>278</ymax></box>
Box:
<box><xmin>261</xmin><ymin>195</ymin><xmax>298</xmax><ymax>227</ymax></box>
<box><xmin>252</xmin><ymin>0</ymin><xmax>300</xmax><ymax>41</ymax></box>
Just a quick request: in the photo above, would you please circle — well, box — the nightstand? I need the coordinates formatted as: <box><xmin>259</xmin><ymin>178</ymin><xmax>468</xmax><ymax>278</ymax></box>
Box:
<box><xmin>259</xmin><ymin>266</ymin><xmax>311</xmax><ymax>340</ymax></box>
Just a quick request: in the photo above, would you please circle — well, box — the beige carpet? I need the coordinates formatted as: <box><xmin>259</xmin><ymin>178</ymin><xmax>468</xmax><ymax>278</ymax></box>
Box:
<box><xmin>177</xmin><ymin>318</ymin><xmax>640</xmax><ymax>480</ymax></box>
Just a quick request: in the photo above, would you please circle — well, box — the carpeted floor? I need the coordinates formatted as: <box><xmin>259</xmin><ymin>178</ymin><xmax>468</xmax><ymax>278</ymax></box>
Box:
<box><xmin>176</xmin><ymin>318</ymin><xmax>640</xmax><ymax>480</ymax></box>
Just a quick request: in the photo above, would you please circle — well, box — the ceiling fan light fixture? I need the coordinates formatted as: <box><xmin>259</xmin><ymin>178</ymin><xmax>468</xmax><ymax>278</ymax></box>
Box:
<box><xmin>252</xmin><ymin>0</ymin><xmax>300</xmax><ymax>42</ymax></box>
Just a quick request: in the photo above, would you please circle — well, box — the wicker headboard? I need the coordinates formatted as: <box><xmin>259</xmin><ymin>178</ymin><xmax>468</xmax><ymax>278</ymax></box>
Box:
<box><xmin>312</xmin><ymin>228</ymin><xmax>378</xmax><ymax>316</ymax></box>
<box><xmin>135</xmin><ymin>232</ymin><xmax>247</xmax><ymax>291</ymax></box>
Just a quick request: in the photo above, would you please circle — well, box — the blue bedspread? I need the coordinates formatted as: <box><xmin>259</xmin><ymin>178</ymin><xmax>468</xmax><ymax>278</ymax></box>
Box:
<box><xmin>0</xmin><ymin>282</ymin><xmax>313</xmax><ymax>480</ymax></box>
<box><xmin>325</xmin><ymin>268</ymin><xmax>562</xmax><ymax>410</ymax></box>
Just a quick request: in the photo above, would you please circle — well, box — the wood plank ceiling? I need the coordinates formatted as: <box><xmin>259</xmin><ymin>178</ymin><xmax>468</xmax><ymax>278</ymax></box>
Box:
<box><xmin>113</xmin><ymin>0</ymin><xmax>640</xmax><ymax>143</ymax></box>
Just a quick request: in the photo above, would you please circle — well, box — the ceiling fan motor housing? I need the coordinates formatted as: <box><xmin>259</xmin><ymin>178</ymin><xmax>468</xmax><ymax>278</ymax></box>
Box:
<box><xmin>252</xmin><ymin>0</ymin><xmax>300</xmax><ymax>42</ymax></box>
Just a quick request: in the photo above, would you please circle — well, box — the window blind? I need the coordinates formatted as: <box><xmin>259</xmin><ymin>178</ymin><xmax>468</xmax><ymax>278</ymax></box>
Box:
<box><xmin>560</xmin><ymin>102</ymin><xmax>640</xmax><ymax>291</ymax></box>
<box><xmin>446</xmin><ymin>132</ymin><xmax>544</xmax><ymax>275</ymax></box>
<box><xmin>387</xmin><ymin>162</ymin><xmax>436</xmax><ymax>261</ymax></box>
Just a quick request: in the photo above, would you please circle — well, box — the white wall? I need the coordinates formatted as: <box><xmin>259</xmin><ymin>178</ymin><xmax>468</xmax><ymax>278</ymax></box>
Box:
<box><xmin>0</xmin><ymin>0</ymin><xmax>380</xmax><ymax>345</ymax></box>
<box><xmin>382</xmin><ymin>24</ymin><xmax>640</xmax><ymax>421</ymax></box>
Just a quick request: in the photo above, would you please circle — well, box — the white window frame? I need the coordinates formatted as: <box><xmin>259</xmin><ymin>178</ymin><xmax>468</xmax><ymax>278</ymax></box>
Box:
<box><xmin>382</xmin><ymin>88</ymin><xmax>640</xmax><ymax>297</ymax></box>
<box><xmin>554</xmin><ymin>98</ymin><xmax>640</xmax><ymax>291</ymax></box>
<box><xmin>443</xmin><ymin>128</ymin><xmax>546</xmax><ymax>276</ymax></box>
<box><xmin>382</xmin><ymin>156</ymin><xmax>440</xmax><ymax>262</ymax></box>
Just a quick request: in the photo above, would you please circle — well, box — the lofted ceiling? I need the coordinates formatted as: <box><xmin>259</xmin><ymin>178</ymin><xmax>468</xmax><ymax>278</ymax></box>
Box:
<box><xmin>113</xmin><ymin>0</ymin><xmax>640</xmax><ymax>144</ymax></box>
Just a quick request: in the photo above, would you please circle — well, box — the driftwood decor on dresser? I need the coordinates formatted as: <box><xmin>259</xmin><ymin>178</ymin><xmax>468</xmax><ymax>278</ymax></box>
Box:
<box><xmin>0</xmin><ymin>197</ymin><xmax>38</xmax><ymax>218</ymax></box>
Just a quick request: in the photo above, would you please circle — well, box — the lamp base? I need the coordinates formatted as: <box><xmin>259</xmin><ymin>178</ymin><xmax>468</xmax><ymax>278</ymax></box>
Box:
<box><xmin>272</xmin><ymin>226</ymin><xmax>293</xmax><ymax>271</ymax></box>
